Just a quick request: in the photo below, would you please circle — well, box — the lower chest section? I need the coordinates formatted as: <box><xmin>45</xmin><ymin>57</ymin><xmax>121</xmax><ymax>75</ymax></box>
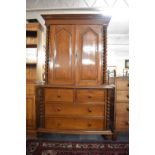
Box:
<box><xmin>37</xmin><ymin>87</ymin><xmax>113</xmax><ymax>132</ymax></box>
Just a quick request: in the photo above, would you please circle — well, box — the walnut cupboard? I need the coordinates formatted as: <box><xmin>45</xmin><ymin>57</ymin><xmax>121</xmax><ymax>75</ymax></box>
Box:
<box><xmin>36</xmin><ymin>14</ymin><xmax>115</xmax><ymax>137</ymax></box>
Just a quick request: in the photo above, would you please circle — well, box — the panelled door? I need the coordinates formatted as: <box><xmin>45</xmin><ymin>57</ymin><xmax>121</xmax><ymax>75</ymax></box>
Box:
<box><xmin>75</xmin><ymin>25</ymin><xmax>103</xmax><ymax>86</ymax></box>
<box><xmin>48</xmin><ymin>25</ymin><xmax>75</xmax><ymax>85</ymax></box>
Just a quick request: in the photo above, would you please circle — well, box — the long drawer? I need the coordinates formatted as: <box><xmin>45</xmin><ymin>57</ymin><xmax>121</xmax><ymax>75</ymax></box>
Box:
<box><xmin>116</xmin><ymin>90</ymin><xmax>129</xmax><ymax>102</ymax></box>
<box><xmin>45</xmin><ymin>103</ymin><xmax>105</xmax><ymax>116</ymax></box>
<box><xmin>45</xmin><ymin>117</ymin><xmax>105</xmax><ymax>130</ymax></box>
<box><xmin>116</xmin><ymin>79</ymin><xmax>129</xmax><ymax>90</ymax></box>
<box><xmin>116</xmin><ymin>116</ymin><xmax>129</xmax><ymax>131</ymax></box>
<box><xmin>116</xmin><ymin>103</ymin><xmax>129</xmax><ymax>117</ymax></box>
<box><xmin>45</xmin><ymin>88</ymin><xmax>73</xmax><ymax>102</ymax></box>
<box><xmin>76</xmin><ymin>90</ymin><xmax>106</xmax><ymax>103</ymax></box>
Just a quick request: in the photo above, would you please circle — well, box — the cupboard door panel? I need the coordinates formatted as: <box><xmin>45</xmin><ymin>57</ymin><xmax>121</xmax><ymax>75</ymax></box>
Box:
<box><xmin>76</xmin><ymin>25</ymin><xmax>103</xmax><ymax>86</ymax></box>
<box><xmin>48</xmin><ymin>25</ymin><xmax>75</xmax><ymax>85</ymax></box>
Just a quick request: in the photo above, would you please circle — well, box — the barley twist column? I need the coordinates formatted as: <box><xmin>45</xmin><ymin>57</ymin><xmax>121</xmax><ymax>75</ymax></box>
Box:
<box><xmin>45</xmin><ymin>25</ymin><xmax>50</xmax><ymax>84</ymax></box>
<box><xmin>103</xmin><ymin>26</ymin><xmax>107</xmax><ymax>84</ymax></box>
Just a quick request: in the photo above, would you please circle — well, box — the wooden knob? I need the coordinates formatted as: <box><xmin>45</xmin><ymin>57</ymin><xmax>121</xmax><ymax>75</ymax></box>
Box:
<box><xmin>88</xmin><ymin>123</ymin><xmax>92</xmax><ymax>127</ymax></box>
<box><xmin>57</xmin><ymin>95</ymin><xmax>61</xmax><ymax>98</ymax></box>
<box><xmin>88</xmin><ymin>108</ymin><xmax>92</xmax><ymax>113</ymax></box>
<box><xmin>126</xmin><ymin>94</ymin><xmax>129</xmax><ymax>98</ymax></box>
<box><xmin>125</xmin><ymin>122</ymin><xmax>129</xmax><ymax>125</ymax></box>
<box><xmin>57</xmin><ymin>108</ymin><xmax>61</xmax><ymax>112</ymax></box>
<box><xmin>127</xmin><ymin>83</ymin><xmax>129</xmax><ymax>87</ymax></box>
<box><xmin>57</xmin><ymin>123</ymin><xmax>61</xmax><ymax>126</ymax></box>
<box><xmin>88</xmin><ymin>96</ymin><xmax>92</xmax><ymax>99</ymax></box>
<box><xmin>126</xmin><ymin>107</ymin><xmax>129</xmax><ymax>111</ymax></box>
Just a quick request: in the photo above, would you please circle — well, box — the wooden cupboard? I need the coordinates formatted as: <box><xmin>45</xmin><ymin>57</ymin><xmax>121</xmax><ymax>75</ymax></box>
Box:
<box><xmin>115</xmin><ymin>77</ymin><xmax>129</xmax><ymax>132</ymax></box>
<box><xmin>36</xmin><ymin>14</ymin><xmax>115</xmax><ymax>137</ymax></box>
<box><xmin>26</xmin><ymin>23</ymin><xmax>41</xmax><ymax>136</ymax></box>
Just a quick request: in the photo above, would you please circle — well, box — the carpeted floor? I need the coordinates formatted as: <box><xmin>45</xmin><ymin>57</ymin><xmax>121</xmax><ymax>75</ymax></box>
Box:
<box><xmin>27</xmin><ymin>139</ymin><xmax>129</xmax><ymax>155</ymax></box>
<box><xmin>27</xmin><ymin>133</ymin><xmax>129</xmax><ymax>155</ymax></box>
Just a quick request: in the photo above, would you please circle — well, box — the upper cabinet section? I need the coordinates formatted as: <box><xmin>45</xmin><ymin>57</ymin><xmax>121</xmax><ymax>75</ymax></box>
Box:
<box><xmin>42</xmin><ymin>14</ymin><xmax>111</xmax><ymax>86</ymax></box>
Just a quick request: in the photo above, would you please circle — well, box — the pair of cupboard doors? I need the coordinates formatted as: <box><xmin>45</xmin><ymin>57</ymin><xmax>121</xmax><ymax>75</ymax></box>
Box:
<box><xmin>47</xmin><ymin>24</ymin><xmax>104</xmax><ymax>86</ymax></box>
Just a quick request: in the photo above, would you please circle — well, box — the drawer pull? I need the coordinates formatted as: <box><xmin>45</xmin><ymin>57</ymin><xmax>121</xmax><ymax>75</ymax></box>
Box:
<box><xmin>127</xmin><ymin>83</ymin><xmax>129</xmax><ymax>87</ymax></box>
<box><xmin>125</xmin><ymin>122</ymin><xmax>129</xmax><ymax>125</ymax></box>
<box><xmin>57</xmin><ymin>108</ymin><xmax>61</xmax><ymax>112</ymax></box>
<box><xmin>88</xmin><ymin>108</ymin><xmax>92</xmax><ymax>113</ymax></box>
<box><xmin>57</xmin><ymin>95</ymin><xmax>61</xmax><ymax>98</ymax></box>
<box><xmin>126</xmin><ymin>94</ymin><xmax>129</xmax><ymax>98</ymax></box>
<box><xmin>126</xmin><ymin>107</ymin><xmax>129</xmax><ymax>111</ymax></box>
<box><xmin>88</xmin><ymin>123</ymin><xmax>92</xmax><ymax>127</ymax></box>
<box><xmin>88</xmin><ymin>96</ymin><xmax>92</xmax><ymax>99</ymax></box>
<box><xmin>57</xmin><ymin>123</ymin><xmax>61</xmax><ymax>126</ymax></box>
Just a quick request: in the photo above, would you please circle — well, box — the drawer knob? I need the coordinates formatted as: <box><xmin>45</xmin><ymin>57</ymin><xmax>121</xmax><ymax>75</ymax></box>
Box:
<box><xmin>88</xmin><ymin>96</ymin><xmax>92</xmax><ymax>99</ymax></box>
<box><xmin>57</xmin><ymin>123</ymin><xmax>61</xmax><ymax>126</ymax></box>
<box><xmin>88</xmin><ymin>108</ymin><xmax>92</xmax><ymax>113</ymax></box>
<box><xmin>125</xmin><ymin>122</ymin><xmax>129</xmax><ymax>125</ymax></box>
<box><xmin>126</xmin><ymin>94</ymin><xmax>129</xmax><ymax>98</ymax></box>
<box><xmin>127</xmin><ymin>83</ymin><xmax>129</xmax><ymax>87</ymax></box>
<box><xmin>57</xmin><ymin>108</ymin><xmax>61</xmax><ymax>112</ymax></box>
<box><xmin>57</xmin><ymin>95</ymin><xmax>61</xmax><ymax>98</ymax></box>
<box><xmin>88</xmin><ymin>123</ymin><xmax>92</xmax><ymax>127</ymax></box>
<box><xmin>126</xmin><ymin>107</ymin><xmax>129</xmax><ymax>111</ymax></box>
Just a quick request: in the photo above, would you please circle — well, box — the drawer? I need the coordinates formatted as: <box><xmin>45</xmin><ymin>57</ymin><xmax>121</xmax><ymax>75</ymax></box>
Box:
<box><xmin>116</xmin><ymin>90</ymin><xmax>129</xmax><ymax>102</ymax></box>
<box><xmin>116</xmin><ymin>103</ymin><xmax>129</xmax><ymax>117</ymax></box>
<box><xmin>45</xmin><ymin>117</ymin><xmax>105</xmax><ymax>130</ymax></box>
<box><xmin>45</xmin><ymin>88</ymin><xmax>73</xmax><ymax>102</ymax></box>
<box><xmin>26</xmin><ymin>84</ymin><xmax>35</xmax><ymax>95</ymax></box>
<box><xmin>116</xmin><ymin>116</ymin><xmax>129</xmax><ymax>131</ymax></box>
<box><xmin>76</xmin><ymin>90</ymin><xmax>106</xmax><ymax>103</ymax></box>
<box><xmin>45</xmin><ymin>104</ymin><xmax>105</xmax><ymax>117</ymax></box>
<box><xmin>116</xmin><ymin>79</ymin><xmax>129</xmax><ymax>90</ymax></box>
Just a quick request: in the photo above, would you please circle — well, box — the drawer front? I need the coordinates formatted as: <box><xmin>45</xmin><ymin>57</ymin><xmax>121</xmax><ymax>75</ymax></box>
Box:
<box><xmin>45</xmin><ymin>117</ymin><xmax>105</xmax><ymax>130</ymax></box>
<box><xmin>45</xmin><ymin>104</ymin><xmax>105</xmax><ymax>117</ymax></box>
<box><xmin>116</xmin><ymin>79</ymin><xmax>129</xmax><ymax>90</ymax></box>
<box><xmin>116</xmin><ymin>103</ymin><xmax>129</xmax><ymax>117</ymax></box>
<box><xmin>116</xmin><ymin>116</ymin><xmax>129</xmax><ymax>131</ymax></box>
<box><xmin>76</xmin><ymin>90</ymin><xmax>106</xmax><ymax>103</ymax></box>
<box><xmin>26</xmin><ymin>84</ymin><xmax>35</xmax><ymax>95</ymax></box>
<box><xmin>45</xmin><ymin>88</ymin><xmax>73</xmax><ymax>102</ymax></box>
<box><xmin>116</xmin><ymin>90</ymin><xmax>129</xmax><ymax>102</ymax></box>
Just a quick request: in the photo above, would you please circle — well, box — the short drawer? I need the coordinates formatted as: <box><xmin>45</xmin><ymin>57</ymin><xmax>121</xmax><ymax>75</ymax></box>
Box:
<box><xmin>26</xmin><ymin>84</ymin><xmax>35</xmax><ymax>95</ymax></box>
<box><xmin>45</xmin><ymin>117</ymin><xmax>105</xmax><ymax>130</ymax></box>
<box><xmin>116</xmin><ymin>116</ymin><xmax>129</xmax><ymax>131</ymax></box>
<box><xmin>76</xmin><ymin>90</ymin><xmax>106</xmax><ymax>103</ymax></box>
<box><xmin>45</xmin><ymin>88</ymin><xmax>73</xmax><ymax>102</ymax></box>
<box><xmin>45</xmin><ymin>103</ymin><xmax>105</xmax><ymax>117</ymax></box>
<box><xmin>116</xmin><ymin>103</ymin><xmax>129</xmax><ymax>117</ymax></box>
<box><xmin>116</xmin><ymin>79</ymin><xmax>129</xmax><ymax>90</ymax></box>
<box><xmin>116</xmin><ymin>90</ymin><xmax>129</xmax><ymax>102</ymax></box>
